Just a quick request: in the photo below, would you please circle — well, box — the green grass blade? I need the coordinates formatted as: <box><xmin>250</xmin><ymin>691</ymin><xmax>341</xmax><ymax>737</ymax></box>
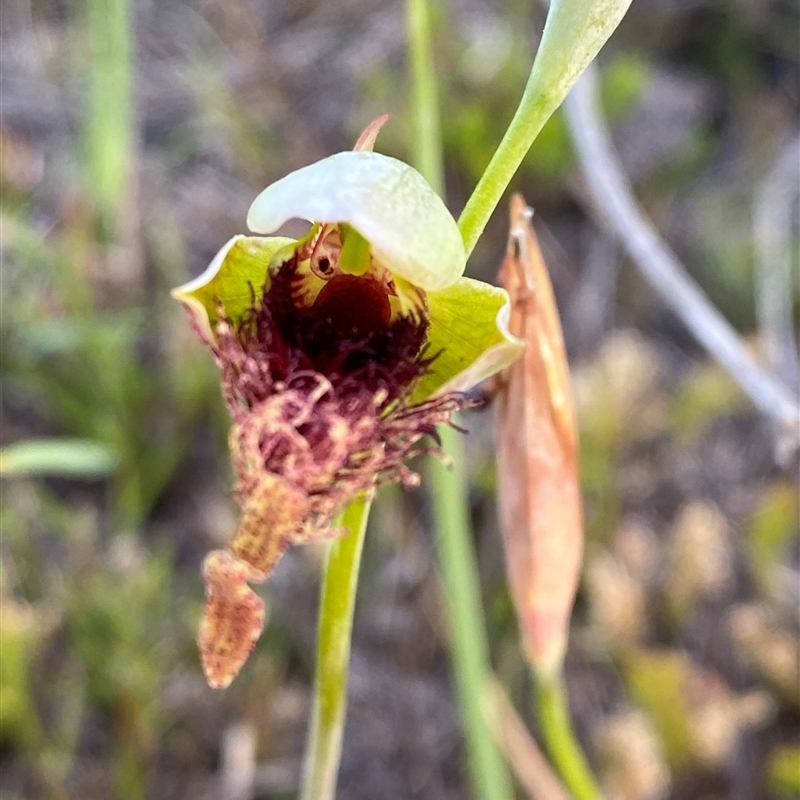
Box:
<box><xmin>406</xmin><ymin>2</ymin><xmax>515</xmax><ymax>797</ymax></box>
<box><xmin>0</xmin><ymin>438</ymin><xmax>119</xmax><ymax>479</ymax></box>
<box><xmin>428</xmin><ymin>428</ymin><xmax>516</xmax><ymax>800</ymax></box>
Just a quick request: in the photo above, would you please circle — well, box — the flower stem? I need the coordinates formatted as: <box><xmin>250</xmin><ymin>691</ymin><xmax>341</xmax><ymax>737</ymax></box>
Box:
<box><xmin>534</xmin><ymin>668</ymin><xmax>605</xmax><ymax>800</ymax></box>
<box><xmin>406</xmin><ymin>3</ymin><xmax>514</xmax><ymax>798</ymax></box>
<box><xmin>457</xmin><ymin>71</ymin><xmax>553</xmax><ymax>258</ymax></box>
<box><xmin>429</xmin><ymin>428</ymin><xmax>516</xmax><ymax>800</ymax></box>
<box><xmin>406</xmin><ymin>0</ymin><xmax>444</xmax><ymax>196</ymax></box>
<box><xmin>457</xmin><ymin>0</ymin><xmax>634</xmax><ymax>258</ymax></box>
<box><xmin>300</xmin><ymin>495</ymin><xmax>370</xmax><ymax>800</ymax></box>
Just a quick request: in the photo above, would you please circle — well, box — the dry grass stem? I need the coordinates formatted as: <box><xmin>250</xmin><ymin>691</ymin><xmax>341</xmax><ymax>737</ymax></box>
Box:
<box><xmin>483</xmin><ymin>679</ymin><xmax>572</xmax><ymax>800</ymax></box>
<box><xmin>564</xmin><ymin>65</ymin><xmax>800</xmax><ymax>455</ymax></box>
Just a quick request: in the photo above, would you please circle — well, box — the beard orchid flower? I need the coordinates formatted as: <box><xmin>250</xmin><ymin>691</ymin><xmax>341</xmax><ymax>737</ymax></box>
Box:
<box><xmin>172</xmin><ymin>119</ymin><xmax>523</xmax><ymax>688</ymax></box>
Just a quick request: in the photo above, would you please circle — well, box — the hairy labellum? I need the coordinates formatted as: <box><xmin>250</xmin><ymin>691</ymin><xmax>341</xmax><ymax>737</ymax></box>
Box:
<box><xmin>196</xmin><ymin>246</ymin><xmax>467</xmax><ymax>687</ymax></box>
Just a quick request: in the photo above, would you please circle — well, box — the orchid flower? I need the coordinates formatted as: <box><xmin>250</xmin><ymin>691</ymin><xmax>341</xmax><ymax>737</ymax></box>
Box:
<box><xmin>172</xmin><ymin>119</ymin><xmax>523</xmax><ymax>688</ymax></box>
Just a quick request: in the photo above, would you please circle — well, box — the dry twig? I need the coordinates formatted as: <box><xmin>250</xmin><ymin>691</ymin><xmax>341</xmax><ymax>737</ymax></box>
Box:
<box><xmin>754</xmin><ymin>132</ymin><xmax>800</xmax><ymax>395</ymax></box>
<box><xmin>564</xmin><ymin>64</ymin><xmax>800</xmax><ymax>451</ymax></box>
<box><xmin>483</xmin><ymin>679</ymin><xmax>572</xmax><ymax>800</ymax></box>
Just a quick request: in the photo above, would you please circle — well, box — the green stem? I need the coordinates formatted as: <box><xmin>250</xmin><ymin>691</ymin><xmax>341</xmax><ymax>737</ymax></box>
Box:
<box><xmin>429</xmin><ymin>429</ymin><xmax>516</xmax><ymax>800</ymax></box>
<box><xmin>406</xmin><ymin>2</ymin><xmax>514</xmax><ymax>797</ymax></box>
<box><xmin>457</xmin><ymin>67</ymin><xmax>554</xmax><ymax>258</ymax></box>
<box><xmin>300</xmin><ymin>496</ymin><xmax>371</xmax><ymax>800</ymax></box>
<box><xmin>457</xmin><ymin>0</ymin><xmax>635</xmax><ymax>258</ymax></box>
<box><xmin>406</xmin><ymin>0</ymin><xmax>445</xmax><ymax>196</ymax></box>
<box><xmin>534</xmin><ymin>669</ymin><xmax>605</xmax><ymax>800</ymax></box>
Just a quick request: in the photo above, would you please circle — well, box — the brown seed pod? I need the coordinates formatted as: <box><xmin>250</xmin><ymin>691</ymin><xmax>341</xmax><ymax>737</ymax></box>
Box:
<box><xmin>495</xmin><ymin>193</ymin><xmax>583</xmax><ymax>677</ymax></box>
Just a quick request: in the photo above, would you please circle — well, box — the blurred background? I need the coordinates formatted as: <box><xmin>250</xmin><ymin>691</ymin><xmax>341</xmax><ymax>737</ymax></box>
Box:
<box><xmin>1</xmin><ymin>0</ymin><xmax>798</xmax><ymax>798</ymax></box>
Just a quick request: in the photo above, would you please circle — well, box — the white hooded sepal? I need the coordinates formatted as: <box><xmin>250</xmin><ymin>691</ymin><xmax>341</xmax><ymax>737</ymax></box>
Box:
<box><xmin>246</xmin><ymin>151</ymin><xmax>466</xmax><ymax>293</ymax></box>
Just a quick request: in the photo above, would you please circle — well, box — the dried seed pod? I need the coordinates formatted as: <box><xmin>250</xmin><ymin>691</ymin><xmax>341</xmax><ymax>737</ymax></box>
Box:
<box><xmin>495</xmin><ymin>193</ymin><xmax>583</xmax><ymax>677</ymax></box>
